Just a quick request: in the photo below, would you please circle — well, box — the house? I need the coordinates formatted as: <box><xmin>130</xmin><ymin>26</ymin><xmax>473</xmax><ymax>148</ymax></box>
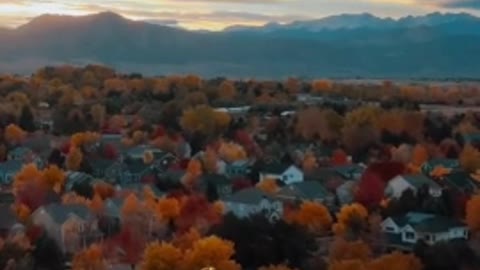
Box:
<box><xmin>225</xmin><ymin>160</ymin><xmax>251</xmax><ymax>177</ymax></box>
<box><xmin>200</xmin><ymin>174</ymin><xmax>233</xmax><ymax>200</ymax></box>
<box><xmin>259</xmin><ymin>163</ymin><xmax>303</xmax><ymax>185</ymax></box>
<box><xmin>65</xmin><ymin>171</ymin><xmax>95</xmax><ymax>192</ymax></box>
<box><xmin>421</xmin><ymin>158</ymin><xmax>460</xmax><ymax>175</ymax></box>
<box><xmin>32</xmin><ymin>203</ymin><xmax>101</xmax><ymax>254</ymax></box>
<box><xmin>223</xmin><ymin>187</ymin><xmax>283</xmax><ymax>221</ymax></box>
<box><xmin>442</xmin><ymin>170</ymin><xmax>478</xmax><ymax>194</ymax></box>
<box><xmin>7</xmin><ymin>146</ymin><xmax>45</xmax><ymax>168</ymax></box>
<box><xmin>332</xmin><ymin>164</ymin><xmax>365</xmax><ymax>181</ymax></box>
<box><xmin>0</xmin><ymin>204</ymin><xmax>19</xmax><ymax>237</ymax></box>
<box><xmin>276</xmin><ymin>181</ymin><xmax>333</xmax><ymax>205</ymax></box>
<box><xmin>118</xmin><ymin>159</ymin><xmax>155</xmax><ymax>185</ymax></box>
<box><xmin>385</xmin><ymin>174</ymin><xmax>442</xmax><ymax>199</ymax></box>
<box><xmin>0</xmin><ymin>160</ymin><xmax>23</xmax><ymax>185</ymax></box>
<box><xmin>381</xmin><ymin>212</ymin><xmax>469</xmax><ymax>250</ymax></box>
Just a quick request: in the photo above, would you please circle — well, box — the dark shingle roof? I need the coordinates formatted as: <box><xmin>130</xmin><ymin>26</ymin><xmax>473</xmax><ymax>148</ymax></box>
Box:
<box><xmin>0</xmin><ymin>160</ymin><xmax>23</xmax><ymax>172</ymax></box>
<box><xmin>402</xmin><ymin>174</ymin><xmax>440</xmax><ymax>189</ymax></box>
<box><xmin>413</xmin><ymin>216</ymin><xmax>466</xmax><ymax>233</ymax></box>
<box><xmin>277</xmin><ymin>181</ymin><xmax>329</xmax><ymax>200</ymax></box>
<box><xmin>224</xmin><ymin>187</ymin><xmax>273</xmax><ymax>204</ymax></box>
<box><xmin>443</xmin><ymin>171</ymin><xmax>477</xmax><ymax>193</ymax></box>
<box><xmin>261</xmin><ymin>163</ymin><xmax>292</xmax><ymax>175</ymax></box>
<box><xmin>332</xmin><ymin>164</ymin><xmax>364</xmax><ymax>179</ymax></box>
<box><xmin>43</xmin><ymin>204</ymin><xmax>93</xmax><ymax>224</ymax></box>
<box><xmin>0</xmin><ymin>204</ymin><xmax>17</xmax><ymax>229</ymax></box>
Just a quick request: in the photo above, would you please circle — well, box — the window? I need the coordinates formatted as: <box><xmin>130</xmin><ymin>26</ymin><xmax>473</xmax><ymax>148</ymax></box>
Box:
<box><xmin>385</xmin><ymin>226</ymin><xmax>395</xmax><ymax>232</ymax></box>
<box><xmin>405</xmin><ymin>232</ymin><xmax>415</xmax><ymax>239</ymax></box>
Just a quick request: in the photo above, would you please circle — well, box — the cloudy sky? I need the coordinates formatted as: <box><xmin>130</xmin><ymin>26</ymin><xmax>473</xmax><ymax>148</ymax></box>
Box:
<box><xmin>0</xmin><ymin>0</ymin><xmax>479</xmax><ymax>30</ymax></box>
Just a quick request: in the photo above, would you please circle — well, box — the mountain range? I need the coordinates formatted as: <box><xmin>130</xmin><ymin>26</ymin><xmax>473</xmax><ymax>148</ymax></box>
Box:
<box><xmin>1</xmin><ymin>11</ymin><xmax>480</xmax><ymax>78</ymax></box>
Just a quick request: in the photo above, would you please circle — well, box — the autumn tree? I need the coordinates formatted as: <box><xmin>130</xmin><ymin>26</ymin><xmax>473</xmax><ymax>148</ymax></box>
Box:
<box><xmin>329</xmin><ymin>238</ymin><xmax>372</xmax><ymax>262</ymax></box>
<box><xmin>140</xmin><ymin>241</ymin><xmax>183</xmax><ymax>270</ymax></box>
<box><xmin>175</xmin><ymin>195</ymin><xmax>222</xmax><ymax>233</ymax></box>
<box><xmin>328</xmin><ymin>260</ymin><xmax>366</xmax><ymax>270</ymax></box>
<box><xmin>333</xmin><ymin>203</ymin><xmax>369</xmax><ymax>239</ymax></box>
<box><xmin>202</xmin><ymin>147</ymin><xmax>219</xmax><ymax>174</ymax></box>
<box><xmin>460</xmin><ymin>144</ymin><xmax>480</xmax><ymax>173</ymax></box>
<box><xmin>256</xmin><ymin>179</ymin><xmax>279</xmax><ymax>194</ymax></box>
<box><xmin>284</xmin><ymin>78</ymin><xmax>301</xmax><ymax>95</ymax></box>
<box><xmin>172</xmin><ymin>228</ymin><xmax>201</xmax><ymax>252</ymax></box>
<box><xmin>288</xmin><ymin>201</ymin><xmax>332</xmax><ymax>234</ymax></box>
<box><xmin>466</xmin><ymin>195</ymin><xmax>480</xmax><ymax>234</ymax></box>
<box><xmin>66</xmin><ymin>147</ymin><xmax>83</xmax><ymax>171</ymax></box>
<box><xmin>181</xmin><ymin>236</ymin><xmax>240</xmax><ymax>270</ymax></box>
<box><xmin>408</xmin><ymin>144</ymin><xmax>429</xmax><ymax>173</ymax></box>
<box><xmin>182</xmin><ymin>159</ymin><xmax>203</xmax><ymax>188</ymax></box>
<box><xmin>302</xmin><ymin>150</ymin><xmax>318</xmax><ymax>173</ymax></box>
<box><xmin>312</xmin><ymin>79</ymin><xmax>333</xmax><ymax>94</ymax></box>
<box><xmin>90</xmin><ymin>104</ymin><xmax>106</xmax><ymax>128</ymax></box>
<box><xmin>41</xmin><ymin>165</ymin><xmax>65</xmax><ymax>193</ymax></box>
<box><xmin>5</xmin><ymin>124</ymin><xmax>26</xmax><ymax>145</ymax></box>
<box><xmin>156</xmin><ymin>197</ymin><xmax>180</xmax><ymax>224</ymax></box>
<box><xmin>218</xmin><ymin>141</ymin><xmax>247</xmax><ymax>163</ymax></box>
<box><xmin>72</xmin><ymin>244</ymin><xmax>106</xmax><ymax>270</ymax></box>
<box><xmin>218</xmin><ymin>80</ymin><xmax>237</xmax><ymax>100</ymax></box>
<box><xmin>295</xmin><ymin>108</ymin><xmax>343</xmax><ymax>142</ymax></box>
<box><xmin>368</xmin><ymin>251</ymin><xmax>422</xmax><ymax>270</ymax></box>
<box><xmin>180</xmin><ymin>105</ymin><xmax>231</xmax><ymax>136</ymax></box>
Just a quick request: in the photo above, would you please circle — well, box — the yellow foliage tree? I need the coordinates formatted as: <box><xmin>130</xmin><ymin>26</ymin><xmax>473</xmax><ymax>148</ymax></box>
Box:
<box><xmin>66</xmin><ymin>147</ymin><xmax>83</xmax><ymax>171</ymax></box>
<box><xmin>181</xmin><ymin>236</ymin><xmax>240</xmax><ymax>270</ymax></box>
<box><xmin>180</xmin><ymin>105</ymin><xmax>231</xmax><ymax>136</ymax></box>
<box><xmin>5</xmin><ymin>124</ymin><xmax>26</xmax><ymax>144</ymax></box>
<box><xmin>256</xmin><ymin>179</ymin><xmax>279</xmax><ymax>194</ymax></box>
<box><xmin>141</xmin><ymin>242</ymin><xmax>183</xmax><ymax>270</ymax></box>
<box><xmin>290</xmin><ymin>201</ymin><xmax>332</xmax><ymax>234</ymax></box>
<box><xmin>72</xmin><ymin>244</ymin><xmax>106</xmax><ymax>270</ymax></box>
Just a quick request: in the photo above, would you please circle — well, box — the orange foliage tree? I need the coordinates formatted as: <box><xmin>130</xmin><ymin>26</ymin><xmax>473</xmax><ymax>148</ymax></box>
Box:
<box><xmin>218</xmin><ymin>80</ymin><xmax>237</xmax><ymax>100</ymax></box>
<box><xmin>156</xmin><ymin>197</ymin><xmax>181</xmax><ymax>224</ymax></box>
<box><xmin>13</xmin><ymin>163</ymin><xmax>43</xmax><ymax>194</ymax></box>
<box><xmin>41</xmin><ymin>165</ymin><xmax>65</xmax><ymax>193</ymax></box>
<box><xmin>5</xmin><ymin>124</ymin><xmax>26</xmax><ymax>144</ymax></box>
<box><xmin>302</xmin><ymin>150</ymin><xmax>318</xmax><ymax>173</ymax></box>
<box><xmin>89</xmin><ymin>193</ymin><xmax>104</xmax><ymax>215</ymax></box>
<box><xmin>312</xmin><ymin>79</ymin><xmax>333</xmax><ymax>94</ymax></box>
<box><xmin>256</xmin><ymin>179</ymin><xmax>279</xmax><ymax>194</ymax></box>
<box><xmin>333</xmin><ymin>203</ymin><xmax>368</xmax><ymax>238</ymax></box>
<box><xmin>182</xmin><ymin>159</ymin><xmax>203</xmax><ymax>188</ymax></box>
<box><xmin>466</xmin><ymin>195</ymin><xmax>480</xmax><ymax>234</ymax></box>
<box><xmin>72</xmin><ymin>244</ymin><xmax>107</xmax><ymax>270</ymax></box>
<box><xmin>218</xmin><ymin>142</ymin><xmax>247</xmax><ymax>163</ymax></box>
<box><xmin>172</xmin><ymin>228</ymin><xmax>201</xmax><ymax>251</ymax></box>
<box><xmin>288</xmin><ymin>201</ymin><xmax>332</xmax><ymax>234</ymax></box>
<box><xmin>93</xmin><ymin>182</ymin><xmax>115</xmax><ymax>200</ymax></box>
<box><xmin>66</xmin><ymin>147</ymin><xmax>83</xmax><ymax>171</ymax></box>
<box><xmin>329</xmin><ymin>238</ymin><xmax>372</xmax><ymax>262</ymax></box>
<box><xmin>180</xmin><ymin>105</ymin><xmax>231</xmax><ymax>136</ymax></box>
<box><xmin>181</xmin><ymin>236</ymin><xmax>241</xmax><ymax>270</ymax></box>
<box><xmin>460</xmin><ymin>144</ymin><xmax>480</xmax><ymax>173</ymax></box>
<box><xmin>408</xmin><ymin>144</ymin><xmax>429</xmax><ymax>172</ymax></box>
<box><xmin>328</xmin><ymin>260</ymin><xmax>366</xmax><ymax>270</ymax></box>
<box><xmin>368</xmin><ymin>251</ymin><xmax>422</xmax><ymax>270</ymax></box>
<box><xmin>202</xmin><ymin>147</ymin><xmax>219</xmax><ymax>174</ymax></box>
<box><xmin>140</xmin><ymin>241</ymin><xmax>183</xmax><ymax>270</ymax></box>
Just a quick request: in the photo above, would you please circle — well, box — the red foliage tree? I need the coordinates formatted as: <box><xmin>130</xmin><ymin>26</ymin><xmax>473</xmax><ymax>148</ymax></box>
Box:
<box><xmin>232</xmin><ymin>178</ymin><xmax>253</xmax><ymax>192</ymax></box>
<box><xmin>16</xmin><ymin>181</ymin><xmax>48</xmax><ymax>212</ymax></box>
<box><xmin>175</xmin><ymin>195</ymin><xmax>222</xmax><ymax>233</ymax></box>
<box><xmin>332</xmin><ymin>149</ymin><xmax>349</xmax><ymax>166</ymax></box>
<box><xmin>60</xmin><ymin>141</ymin><xmax>71</xmax><ymax>155</ymax></box>
<box><xmin>153</xmin><ymin>125</ymin><xmax>166</xmax><ymax>138</ymax></box>
<box><xmin>102</xmin><ymin>143</ymin><xmax>118</xmax><ymax>160</ymax></box>
<box><xmin>105</xmin><ymin>225</ymin><xmax>145</xmax><ymax>266</ymax></box>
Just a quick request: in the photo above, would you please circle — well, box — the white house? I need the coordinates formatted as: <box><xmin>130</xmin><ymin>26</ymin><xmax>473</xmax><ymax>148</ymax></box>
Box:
<box><xmin>259</xmin><ymin>164</ymin><xmax>303</xmax><ymax>185</ymax></box>
<box><xmin>223</xmin><ymin>187</ymin><xmax>283</xmax><ymax>221</ymax></box>
<box><xmin>381</xmin><ymin>212</ymin><xmax>468</xmax><ymax>248</ymax></box>
<box><xmin>32</xmin><ymin>204</ymin><xmax>100</xmax><ymax>254</ymax></box>
<box><xmin>385</xmin><ymin>174</ymin><xmax>442</xmax><ymax>199</ymax></box>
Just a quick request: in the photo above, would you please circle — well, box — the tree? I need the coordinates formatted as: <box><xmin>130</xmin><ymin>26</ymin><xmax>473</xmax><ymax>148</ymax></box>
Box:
<box><xmin>288</xmin><ymin>201</ymin><xmax>332</xmax><ymax>234</ymax></box>
<box><xmin>218</xmin><ymin>142</ymin><xmax>247</xmax><ymax>163</ymax></box>
<box><xmin>256</xmin><ymin>179</ymin><xmax>279</xmax><ymax>194</ymax></box>
<box><xmin>203</xmin><ymin>147</ymin><xmax>219</xmax><ymax>174</ymax></box>
<box><xmin>312</xmin><ymin>79</ymin><xmax>333</xmax><ymax>94</ymax></box>
<box><xmin>172</xmin><ymin>228</ymin><xmax>201</xmax><ymax>251</ymax></box>
<box><xmin>66</xmin><ymin>147</ymin><xmax>83</xmax><ymax>171</ymax></box>
<box><xmin>89</xmin><ymin>193</ymin><xmax>104</xmax><ymax>215</ymax></box>
<box><xmin>329</xmin><ymin>238</ymin><xmax>371</xmax><ymax>262</ymax></box>
<box><xmin>180</xmin><ymin>105</ymin><xmax>231</xmax><ymax>136</ymax></box>
<box><xmin>259</xmin><ymin>264</ymin><xmax>298</xmax><ymax>270</ymax></box>
<box><xmin>175</xmin><ymin>195</ymin><xmax>222</xmax><ymax>233</ymax></box>
<box><xmin>140</xmin><ymin>242</ymin><xmax>183</xmax><ymax>270</ymax></box>
<box><xmin>218</xmin><ymin>80</ymin><xmax>237</xmax><ymax>100</ymax></box>
<box><xmin>182</xmin><ymin>159</ymin><xmax>203</xmax><ymax>188</ymax></box>
<box><xmin>295</xmin><ymin>108</ymin><xmax>343</xmax><ymax>142</ymax></box>
<box><xmin>331</xmin><ymin>149</ymin><xmax>349</xmax><ymax>166</ymax></box>
<box><xmin>72</xmin><ymin>244</ymin><xmax>106</xmax><ymax>270</ymax></box>
<box><xmin>302</xmin><ymin>150</ymin><xmax>318</xmax><ymax>173</ymax></box>
<box><xmin>156</xmin><ymin>198</ymin><xmax>181</xmax><ymax>224</ymax></box>
<box><xmin>122</xmin><ymin>193</ymin><xmax>141</xmax><ymax>219</ymax></box>
<box><xmin>368</xmin><ymin>251</ymin><xmax>422</xmax><ymax>270</ymax></box>
<box><xmin>5</xmin><ymin>124</ymin><xmax>26</xmax><ymax>145</ymax></box>
<box><xmin>466</xmin><ymin>195</ymin><xmax>480</xmax><ymax>234</ymax></box>
<box><xmin>328</xmin><ymin>260</ymin><xmax>366</xmax><ymax>270</ymax></box>
<box><xmin>460</xmin><ymin>144</ymin><xmax>480</xmax><ymax>173</ymax></box>
<box><xmin>41</xmin><ymin>165</ymin><xmax>65</xmax><ymax>193</ymax></box>
<box><xmin>333</xmin><ymin>203</ymin><xmax>369</xmax><ymax>239</ymax></box>
<box><xmin>181</xmin><ymin>236</ymin><xmax>241</xmax><ymax>270</ymax></box>
<box><xmin>13</xmin><ymin>163</ymin><xmax>43</xmax><ymax>194</ymax></box>
<box><xmin>409</xmin><ymin>144</ymin><xmax>429</xmax><ymax>172</ymax></box>
<box><xmin>90</xmin><ymin>104</ymin><xmax>106</xmax><ymax>128</ymax></box>
<box><xmin>18</xmin><ymin>105</ymin><xmax>35</xmax><ymax>132</ymax></box>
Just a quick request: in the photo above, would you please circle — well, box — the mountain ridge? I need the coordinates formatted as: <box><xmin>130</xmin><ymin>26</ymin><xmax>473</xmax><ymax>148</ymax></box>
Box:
<box><xmin>1</xmin><ymin>11</ymin><xmax>480</xmax><ymax>78</ymax></box>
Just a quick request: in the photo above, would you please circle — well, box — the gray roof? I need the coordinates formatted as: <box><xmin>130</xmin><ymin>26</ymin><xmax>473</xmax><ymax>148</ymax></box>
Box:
<box><xmin>104</xmin><ymin>198</ymin><xmax>125</xmax><ymax>218</ymax></box>
<box><xmin>0</xmin><ymin>204</ymin><xmax>17</xmax><ymax>229</ymax></box>
<box><xmin>401</xmin><ymin>174</ymin><xmax>440</xmax><ymax>189</ymax></box>
<box><xmin>277</xmin><ymin>181</ymin><xmax>329</xmax><ymax>201</ymax></box>
<box><xmin>65</xmin><ymin>171</ymin><xmax>94</xmax><ymax>191</ymax></box>
<box><xmin>224</xmin><ymin>187</ymin><xmax>274</xmax><ymax>204</ymax></box>
<box><xmin>124</xmin><ymin>159</ymin><xmax>152</xmax><ymax>174</ymax></box>
<box><xmin>332</xmin><ymin>164</ymin><xmax>364</xmax><ymax>179</ymax></box>
<box><xmin>391</xmin><ymin>212</ymin><xmax>466</xmax><ymax>233</ymax></box>
<box><xmin>261</xmin><ymin>163</ymin><xmax>293</xmax><ymax>175</ymax></box>
<box><xmin>0</xmin><ymin>160</ymin><xmax>23</xmax><ymax>173</ymax></box>
<box><xmin>42</xmin><ymin>203</ymin><xmax>93</xmax><ymax>224</ymax></box>
<box><xmin>443</xmin><ymin>171</ymin><xmax>477</xmax><ymax>193</ymax></box>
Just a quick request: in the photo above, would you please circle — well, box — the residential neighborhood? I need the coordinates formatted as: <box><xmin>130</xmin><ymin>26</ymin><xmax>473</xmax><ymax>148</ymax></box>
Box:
<box><xmin>0</xmin><ymin>66</ymin><xmax>478</xmax><ymax>270</ymax></box>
